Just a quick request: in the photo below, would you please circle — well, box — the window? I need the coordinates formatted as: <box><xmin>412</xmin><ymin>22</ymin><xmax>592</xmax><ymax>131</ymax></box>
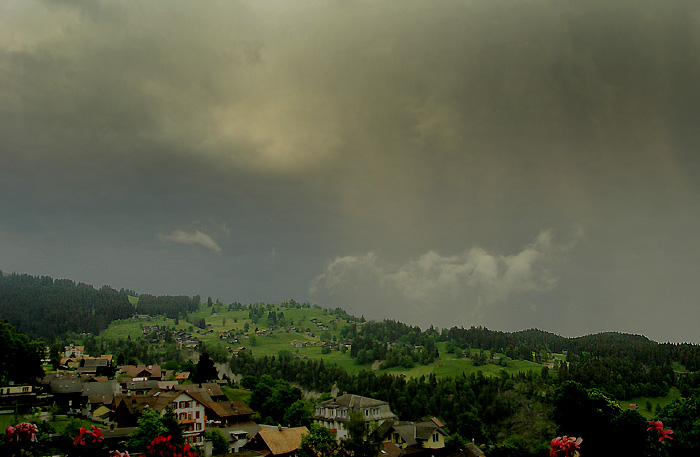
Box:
<box><xmin>432</xmin><ymin>433</ymin><xmax>439</xmax><ymax>443</ymax></box>
<box><xmin>196</xmin><ymin>411</ymin><xmax>200</xmax><ymax>419</ymax></box>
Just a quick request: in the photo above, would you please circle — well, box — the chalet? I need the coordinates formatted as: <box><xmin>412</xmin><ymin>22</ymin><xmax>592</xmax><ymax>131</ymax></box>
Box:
<box><xmin>313</xmin><ymin>393</ymin><xmax>397</xmax><ymax>439</ymax></box>
<box><xmin>64</xmin><ymin>344</ymin><xmax>85</xmax><ymax>358</ymax></box>
<box><xmin>204</xmin><ymin>399</ymin><xmax>255</xmax><ymax>425</ymax></box>
<box><xmin>60</xmin><ymin>357</ymin><xmax>81</xmax><ymax>369</ymax></box>
<box><xmin>247</xmin><ymin>425</ymin><xmax>308</xmax><ymax>456</ymax></box>
<box><xmin>125</xmin><ymin>380</ymin><xmax>162</xmax><ymax>394</ymax></box>
<box><xmin>119</xmin><ymin>365</ymin><xmax>163</xmax><ymax>380</ymax></box>
<box><xmin>173</xmin><ymin>382</ymin><xmax>228</xmax><ymax>402</ymax></box>
<box><xmin>114</xmin><ymin>390</ymin><xmax>207</xmax><ymax>445</ymax></box>
<box><xmin>381</xmin><ymin>418</ymin><xmax>448</xmax><ymax>451</ymax></box>
<box><xmin>77</xmin><ymin>357</ymin><xmax>113</xmax><ymax>377</ymax></box>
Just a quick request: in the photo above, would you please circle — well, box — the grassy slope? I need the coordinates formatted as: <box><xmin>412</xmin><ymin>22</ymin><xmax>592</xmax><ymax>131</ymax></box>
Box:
<box><xmin>616</xmin><ymin>387</ymin><xmax>682</xmax><ymax>420</ymax></box>
<box><xmin>0</xmin><ymin>414</ymin><xmax>101</xmax><ymax>434</ymax></box>
<box><xmin>99</xmin><ymin>304</ymin><xmax>546</xmax><ymax>380</ymax></box>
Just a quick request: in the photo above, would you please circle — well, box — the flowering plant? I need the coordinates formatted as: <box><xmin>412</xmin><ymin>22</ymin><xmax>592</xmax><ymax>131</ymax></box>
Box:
<box><xmin>138</xmin><ymin>435</ymin><xmax>196</xmax><ymax>457</ymax></box>
<box><xmin>647</xmin><ymin>420</ymin><xmax>673</xmax><ymax>443</ymax></box>
<box><xmin>73</xmin><ymin>425</ymin><xmax>105</xmax><ymax>446</ymax></box>
<box><xmin>5</xmin><ymin>422</ymin><xmax>38</xmax><ymax>457</ymax></box>
<box><xmin>549</xmin><ymin>435</ymin><xmax>582</xmax><ymax>457</ymax></box>
<box><xmin>111</xmin><ymin>451</ymin><xmax>131</xmax><ymax>457</ymax></box>
<box><xmin>5</xmin><ymin>423</ymin><xmax>37</xmax><ymax>443</ymax></box>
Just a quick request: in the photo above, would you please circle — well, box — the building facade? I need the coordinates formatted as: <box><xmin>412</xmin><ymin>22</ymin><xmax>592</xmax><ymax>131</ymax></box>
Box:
<box><xmin>313</xmin><ymin>393</ymin><xmax>397</xmax><ymax>439</ymax></box>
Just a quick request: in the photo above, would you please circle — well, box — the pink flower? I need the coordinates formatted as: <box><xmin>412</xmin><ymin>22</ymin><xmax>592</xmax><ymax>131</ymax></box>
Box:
<box><xmin>549</xmin><ymin>435</ymin><xmax>582</xmax><ymax>457</ymax></box>
<box><xmin>647</xmin><ymin>420</ymin><xmax>674</xmax><ymax>442</ymax></box>
<box><xmin>111</xmin><ymin>451</ymin><xmax>130</xmax><ymax>457</ymax></box>
<box><xmin>6</xmin><ymin>422</ymin><xmax>38</xmax><ymax>442</ymax></box>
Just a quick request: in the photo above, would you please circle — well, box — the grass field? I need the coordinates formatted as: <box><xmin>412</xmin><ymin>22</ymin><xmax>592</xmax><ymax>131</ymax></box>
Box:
<box><xmin>0</xmin><ymin>413</ymin><xmax>22</xmax><ymax>430</ymax></box>
<box><xmin>617</xmin><ymin>387</ymin><xmax>683</xmax><ymax>420</ymax></box>
<box><xmin>221</xmin><ymin>386</ymin><xmax>251</xmax><ymax>403</ymax></box>
<box><xmin>0</xmin><ymin>413</ymin><xmax>101</xmax><ymax>434</ymax></box>
<box><xmin>98</xmin><ymin>303</ymin><xmax>552</xmax><ymax>380</ymax></box>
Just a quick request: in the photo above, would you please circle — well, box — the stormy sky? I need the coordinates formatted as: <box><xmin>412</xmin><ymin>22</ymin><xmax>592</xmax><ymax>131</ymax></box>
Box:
<box><xmin>2</xmin><ymin>0</ymin><xmax>699</xmax><ymax>343</ymax></box>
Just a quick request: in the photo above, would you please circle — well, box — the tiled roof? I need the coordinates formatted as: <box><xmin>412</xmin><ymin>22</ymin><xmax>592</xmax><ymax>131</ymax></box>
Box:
<box><xmin>120</xmin><ymin>365</ymin><xmax>162</xmax><ymax>379</ymax></box>
<box><xmin>208</xmin><ymin>400</ymin><xmax>255</xmax><ymax>418</ymax></box>
<box><xmin>257</xmin><ymin>426</ymin><xmax>308</xmax><ymax>456</ymax></box>
<box><xmin>82</xmin><ymin>380</ymin><xmax>119</xmax><ymax>397</ymax></box>
<box><xmin>320</xmin><ymin>393</ymin><xmax>388</xmax><ymax>408</ymax></box>
<box><xmin>50</xmin><ymin>378</ymin><xmax>83</xmax><ymax>394</ymax></box>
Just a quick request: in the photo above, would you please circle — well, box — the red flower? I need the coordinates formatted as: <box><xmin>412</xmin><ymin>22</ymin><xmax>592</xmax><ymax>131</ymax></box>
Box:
<box><xmin>647</xmin><ymin>420</ymin><xmax>674</xmax><ymax>442</ymax></box>
<box><xmin>90</xmin><ymin>425</ymin><xmax>105</xmax><ymax>443</ymax></box>
<box><xmin>73</xmin><ymin>427</ymin><xmax>87</xmax><ymax>446</ymax></box>
<box><xmin>73</xmin><ymin>425</ymin><xmax>104</xmax><ymax>446</ymax></box>
<box><xmin>549</xmin><ymin>435</ymin><xmax>582</xmax><ymax>457</ymax></box>
<box><xmin>139</xmin><ymin>435</ymin><xmax>197</xmax><ymax>457</ymax></box>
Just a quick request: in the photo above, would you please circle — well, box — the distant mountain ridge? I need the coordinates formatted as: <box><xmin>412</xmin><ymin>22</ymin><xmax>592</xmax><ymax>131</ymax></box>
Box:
<box><xmin>0</xmin><ymin>269</ymin><xmax>695</xmax><ymax>374</ymax></box>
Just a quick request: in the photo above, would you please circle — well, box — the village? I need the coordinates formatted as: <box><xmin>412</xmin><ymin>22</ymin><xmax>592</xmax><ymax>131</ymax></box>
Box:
<box><xmin>1</xmin><ymin>343</ymin><xmax>485</xmax><ymax>457</ymax></box>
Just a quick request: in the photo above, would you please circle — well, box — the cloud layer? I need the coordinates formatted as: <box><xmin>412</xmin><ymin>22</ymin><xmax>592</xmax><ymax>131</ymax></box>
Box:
<box><xmin>310</xmin><ymin>231</ymin><xmax>570</xmax><ymax>328</ymax></box>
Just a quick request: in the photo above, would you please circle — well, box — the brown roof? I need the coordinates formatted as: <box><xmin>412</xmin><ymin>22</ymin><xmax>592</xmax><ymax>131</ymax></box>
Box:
<box><xmin>257</xmin><ymin>426</ymin><xmax>308</xmax><ymax>456</ymax></box>
<box><xmin>115</xmin><ymin>389</ymin><xmax>203</xmax><ymax>414</ymax></box>
<box><xmin>382</xmin><ymin>442</ymin><xmax>402</xmax><ymax>457</ymax></box>
<box><xmin>88</xmin><ymin>394</ymin><xmax>114</xmax><ymax>405</ymax></box>
<box><xmin>171</xmin><ymin>383</ymin><xmax>225</xmax><ymax>403</ymax></box>
<box><xmin>120</xmin><ymin>365</ymin><xmax>163</xmax><ymax>379</ymax></box>
<box><xmin>208</xmin><ymin>400</ymin><xmax>255</xmax><ymax>418</ymax></box>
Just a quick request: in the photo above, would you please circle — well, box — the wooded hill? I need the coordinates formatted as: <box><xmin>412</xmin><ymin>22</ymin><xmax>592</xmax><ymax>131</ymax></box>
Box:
<box><xmin>0</xmin><ymin>271</ymin><xmax>199</xmax><ymax>340</ymax></box>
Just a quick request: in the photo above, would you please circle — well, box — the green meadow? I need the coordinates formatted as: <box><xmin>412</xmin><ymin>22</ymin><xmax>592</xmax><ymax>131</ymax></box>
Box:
<box><xmin>98</xmin><ymin>303</ymin><xmax>550</xmax><ymax>381</ymax></box>
<box><xmin>617</xmin><ymin>387</ymin><xmax>683</xmax><ymax>420</ymax></box>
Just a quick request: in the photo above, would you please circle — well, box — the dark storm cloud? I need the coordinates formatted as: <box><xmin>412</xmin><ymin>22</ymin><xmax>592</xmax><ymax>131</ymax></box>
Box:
<box><xmin>1</xmin><ymin>0</ymin><xmax>699</xmax><ymax>342</ymax></box>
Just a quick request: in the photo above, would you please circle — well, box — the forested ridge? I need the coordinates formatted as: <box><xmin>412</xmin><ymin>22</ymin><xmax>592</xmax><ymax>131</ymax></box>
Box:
<box><xmin>0</xmin><ymin>271</ymin><xmax>199</xmax><ymax>340</ymax></box>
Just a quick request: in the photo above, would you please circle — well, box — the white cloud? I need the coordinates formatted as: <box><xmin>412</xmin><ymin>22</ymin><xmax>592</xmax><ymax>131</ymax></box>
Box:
<box><xmin>309</xmin><ymin>230</ymin><xmax>566</xmax><ymax>326</ymax></box>
<box><xmin>158</xmin><ymin>230</ymin><xmax>221</xmax><ymax>256</ymax></box>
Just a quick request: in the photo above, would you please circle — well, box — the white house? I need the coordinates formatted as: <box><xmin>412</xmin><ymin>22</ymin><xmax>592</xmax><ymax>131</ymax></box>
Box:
<box><xmin>312</xmin><ymin>393</ymin><xmax>397</xmax><ymax>439</ymax></box>
<box><xmin>170</xmin><ymin>391</ymin><xmax>207</xmax><ymax>444</ymax></box>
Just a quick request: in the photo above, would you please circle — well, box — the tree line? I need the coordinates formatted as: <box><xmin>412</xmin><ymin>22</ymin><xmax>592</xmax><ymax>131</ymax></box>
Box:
<box><xmin>0</xmin><ymin>271</ymin><xmax>200</xmax><ymax>341</ymax></box>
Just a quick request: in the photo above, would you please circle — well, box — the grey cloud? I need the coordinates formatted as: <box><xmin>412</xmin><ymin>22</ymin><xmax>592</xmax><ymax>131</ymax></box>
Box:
<box><xmin>310</xmin><ymin>231</ymin><xmax>572</xmax><ymax>328</ymax></box>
